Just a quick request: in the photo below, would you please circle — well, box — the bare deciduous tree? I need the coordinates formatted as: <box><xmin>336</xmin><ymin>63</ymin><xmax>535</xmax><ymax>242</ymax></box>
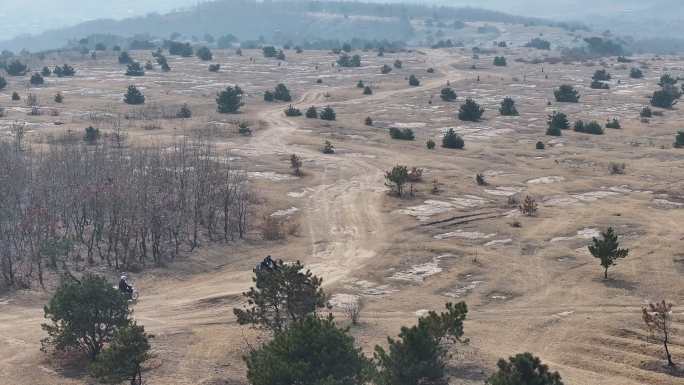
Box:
<box><xmin>0</xmin><ymin>139</ymin><xmax>250</xmax><ymax>290</ymax></box>
<box><xmin>643</xmin><ymin>300</ymin><xmax>675</xmax><ymax>367</ymax></box>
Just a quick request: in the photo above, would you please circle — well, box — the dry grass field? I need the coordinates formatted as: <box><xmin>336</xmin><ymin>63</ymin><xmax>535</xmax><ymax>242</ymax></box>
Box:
<box><xmin>1</xmin><ymin>41</ymin><xmax>683</xmax><ymax>385</ymax></box>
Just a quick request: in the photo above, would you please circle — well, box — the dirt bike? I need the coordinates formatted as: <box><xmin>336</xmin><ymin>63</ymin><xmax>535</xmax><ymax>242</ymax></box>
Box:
<box><xmin>114</xmin><ymin>284</ymin><xmax>139</xmax><ymax>302</ymax></box>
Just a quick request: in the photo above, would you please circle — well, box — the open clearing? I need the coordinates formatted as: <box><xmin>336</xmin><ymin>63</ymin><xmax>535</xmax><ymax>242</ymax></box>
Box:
<box><xmin>1</xmin><ymin>44</ymin><xmax>683</xmax><ymax>385</ymax></box>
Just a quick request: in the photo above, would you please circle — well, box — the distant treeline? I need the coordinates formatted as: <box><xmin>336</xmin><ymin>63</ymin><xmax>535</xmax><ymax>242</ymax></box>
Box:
<box><xmin>0</xmin><ymin>0</ymin><xmax>581</xmax><ymax>52</ymax></box>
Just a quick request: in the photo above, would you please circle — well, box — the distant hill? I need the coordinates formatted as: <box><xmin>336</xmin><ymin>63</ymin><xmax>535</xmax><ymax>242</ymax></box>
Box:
<box><xmin>0</xmin><ymin>0</ymin><xmax>568</xmax><ymax>52</ymax></box>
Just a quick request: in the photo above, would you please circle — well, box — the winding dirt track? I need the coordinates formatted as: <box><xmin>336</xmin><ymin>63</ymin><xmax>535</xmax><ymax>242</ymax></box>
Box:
<box><xmin>2</xmin><ymin>48</ymin><xmax>682</xmax><ymax>385</ymax></box>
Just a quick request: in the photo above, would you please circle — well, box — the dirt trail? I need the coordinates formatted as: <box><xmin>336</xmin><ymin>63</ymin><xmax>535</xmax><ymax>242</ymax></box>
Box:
<box><xmin>0</xmin><ymin>51</ymin><xmax>477</xmax><ymax>385</ymax></box>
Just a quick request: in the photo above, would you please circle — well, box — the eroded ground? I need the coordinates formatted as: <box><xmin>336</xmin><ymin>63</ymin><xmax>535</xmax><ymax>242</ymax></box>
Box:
<box><xmin>1</xmin><ymin>46</ymin><xmax>683</xmax><ymax>385</ymax></box>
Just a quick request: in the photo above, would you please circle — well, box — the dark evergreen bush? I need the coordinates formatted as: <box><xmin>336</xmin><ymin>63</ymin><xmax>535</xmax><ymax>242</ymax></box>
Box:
<box><xmin>216</xmin><ymin>86</ymin><xmax>243</xmax><ymax>113</ymax></box>
<box><xmin>319</xmin><ymin>106</ymin><xmax>336</xmax><ymax>121</ymax></box>
<box><xmin>442</xmin><ymin>128</ymin><xmax>465</xmax><ymax>148</ymax></box>
<box><xmin>554</xmin><ymin>85</ymin><xmax>580</xmax><ymax>102</ymax></box>
<box><xmin>389</xmin><ymin>127</ymin><xmax>415</xmax><ymax>140</ymax></box>
<box><xmin>30</xmin><ymin>73</ymin><xmax>44</xmax><ymax>85</ymax></box>
<box><xmin>305</xmin><ymin>106</ymin><xmax>317</xmax><ymax>118</ymax></box>
<box><xmin>499</xmin><ymin>97</ymin><xmax>518</xmax><ymax>116</ymax></box>
<box><xmin>408</xmin><ymin>74</ymin><xmax>420</xmax><ymax>86</ymax></box>
<box><xmin>458</xmin><ymin>98</ymin><xmax>484</xmax><ymax>121</ymax></box>
<box><xmin>124</xmin><ymin>85</ymin><xmax>145</xmax><ymax>105</ymax></box>
<box><xmin>440</xmin><ymin>87</ymin><xmax>457</xmax><ymax>102</ymax></box>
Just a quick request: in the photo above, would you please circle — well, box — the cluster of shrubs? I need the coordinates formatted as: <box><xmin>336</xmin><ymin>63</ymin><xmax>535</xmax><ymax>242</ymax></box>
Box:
<box><xmin>458</xmin><ymin>98</ymin><xmax>484</xmax><ymax>121</ymax></box>
<box><xmin>389</xmin><ymin>127</ymin><xmax>415</xmax><ymax>140</ymax></box>
<box><xmin>554</xmin><ymin>84</ymin><xmax>580</xmax><ymax>102</ymax></box>
<box><xmin>6</xmin><ymin>60</ymin><xmax>27</xmax><ymax>76</ymax></box>
<box><xmin>168</xmin><ymin>41</ymin><xmax>193</xmax><ymax>57</ymax></box>
<box><xmin>440</xmin><ymin>87</ymin><xmax>457</xmax><ymax>101</ymax></box>
<box><xmin>525</xmin><ymin>38</ymin><xmax>551</xmax><ymax>50</ymax></box>
<box><xmin>263</xmin><ymin>46</ymin><xmax>285</xmax><ymax>60</ymax></box>
<box><xmin>125</xmin><ymin>62</ymin><xmax>145</xmax><ymax>76</ymax></box>
<box><xmin>337</xmin><ymin>54</ymin><xmax>361</xmax><ymax>67</ymax></box>
<box><xmin>124</xmin><ymin>85</ymin><xmax>145</xmax><ymax>105</ymax></box>
<box><xmin>264</xmin><ymin>83</ymin><xmax>292</xmax><ymax>102</ymax></box>
<box><xmin>196</xmin><ymin>46</ymin><xmax>213</xmax><ymax>61</ymax></box>
<box><xmin>304</xmin><ymin>106</ymin><xmax>336</xmax><ymax>121</ymax></box>
<box><xmin>546</xmin><ymin>111</ymin><xmax>569</xmax><ymax>136</ymax></box>
<box><xmin>650</xmin><ymin>74</ymin><xmax>681</xmax><ymax>109</ymax></box>
<box><xmin>493</xmin><ymin>56</ymin><xmax>507</xmax><ymax>66</ymax></box>
<box><xmin>284</xmin><ymin>105</ymin><xmax>302</xmax><ymax>117</ymax></box>
<box><xmin>408</xmin><ymin>74</ymin><xmax>420</xmax><ymax>86</ymax></box>
<box><xmin>574</xmin><ymin>120</ymin><xmax>604</xmax><ymax>135</ymax></box>
<box><xmin>630</xmin><ymin>67</ymin><xmax>643</xmax><ymax>79</ymax></box>
<box><xmin>499</xmin><ymin>97</ymin><xmax>518</xmax><ymax>116</ymax></box>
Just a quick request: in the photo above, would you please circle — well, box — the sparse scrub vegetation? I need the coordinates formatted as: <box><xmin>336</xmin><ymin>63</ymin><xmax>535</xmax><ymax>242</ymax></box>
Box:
<box><xmin>385</xmin><ymin>165</ymin><xmax>409</xmax><ymax>196</ymax></box>
<box><xmin>493</xmin><ymin>56</ymin><xmax>507</xmax><ymax>66</ymax></box>
<box><xmin>125</xmin><ymin>62</ymin><xmax>145</xmax><ymax>76</ymax></box>
<box><xmin>488</xmin><ymin>352</ymin><xmax>563</xmax><ymax>385</ymax></box>
<box><xmin>319</xmin><ymin>106</ymin><xmax>336</xmax><ymax>121</ymax></box>
<box><xmin>196</xmin><ymin>46</ymin><xmax>213</xmax><ymax>61</ymax></box>
<box><xmin>554</xmin><ymin>84</ymin><xmax>580</xmax><ymax>102</ymax></box>
<box><xmin>6</xmin><ymin>60</ymin><xmax>27</xmax><ymax>76</ymax></box>
<box><xmin>284</xmin><ymin>104</ymin><xmax>302</xmax><ymax>116</ymax></box>
<box><xmin>408</xmin><ymin>74</ymin><xmax>420</xmax><ymax>86</ymax></box>
<box><xmin>519</xmin><ymin>196</ymin><xmax>538</xmax><ymax>216</ymax></box>
<box><xmin>525</xmin><ymin>38</ymin><xmax>551</xmax><ymax>50</ymax></box>
<box><xmin>573</xmin><ymin>120</ymin><xmax>604</xmax><ymax>135</ymax></box>
<box><xmin>124</xmin><ymin>85</ymin><xmax>145</xmax><ymax>105</ymax></box>
<box><xmin>499</xmin><ymin>97</ymin><xmax>518</xmax><ymax>116</ymax></box>
<box><xmin>675</xmin><ymin>131</ymin><xmax>684</xmax><ymax>148</ymax></box>
<box><xmin>548</xmin><ymin>111</ymin><xmax>570</xmax><ymax>132</ymax></box>
<box><xmin>605</xmin><ymin>118</ymin><xmax>620</xmax><ymax>129</ymax></box>
<box><xmin>216</xmin><ymin>85</ymin><xmax>243</xmax><ymax>113</ymax></box>
<box><xmin>458</xmin><ymin>98</ymin><xmax>484</xmax><ymax>121</ymax></box>
<box><xmin>305</xmin><ymin>106</ymin><xmax>317</xmax><ymax>118</ymax></box>
<box><xmin>442</xmin><ymin>128</ymin><xmax>465</xmax><ymax>149</ymax></box>
<box><xmin>630</xmin><ymin>67</ymin><xmax>643</xmax><ymax>79</ymax></box>
<box><xmin>440</xmin><ymin>87</ymin><xmax>457</xmax><ymax>101</ymax></box>
<box><xmin>30</xmin><ymin>73</ymin><xmax>44</xmax><ymax>85</ymax></box>
<box><xmin>389</xmin><ymin>127</ymin><xmax>415</xmax><ymax>140</ymax></box>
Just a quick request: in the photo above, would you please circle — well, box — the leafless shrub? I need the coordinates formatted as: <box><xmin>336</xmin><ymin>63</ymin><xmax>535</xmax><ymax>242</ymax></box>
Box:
<box><xmin>290</xmin><ymin>154</ymin><xmax>302</xmax><ymax>176</ymax></box>
<box><xmin>519</xmin><ymin>195</ymin><xmax>538</xmax><ymax>216</ymax></box>
<box><xmin>142</xmin><ymin>121</ymin><xmax>162</xmax><ymax>130</ymax></box>
<box><xmin>25</xmin><ymin>93</ymin><xmax>38</xmax><ymax>107</ymax></box>
<box><xmin>609</xmin><ymin>162</ymin><xmax>626</xmax><ymax>175</ymax></box>
<box><xmin>407</xmin><ymin>167</ymin><xmax>423</xmax><ymax>182</ymax></box>
<box><xmin>431</xmin><ymin>178</ymin><xmax>440</xmax><ymax>194</ymax></box>
<box><xmin>507</xmin><ymin>194</ymin><xmax>520</xmax><ymax>207</ymax></box>
<box><xmin>261</xmin><ymin>215</ymin><xmax>285</xmax><ymax>240</ymax></box>
<box><xmin>344</xmin><ymin>299</ymin><xmax>363</xmax><ymax>325</ymax></box>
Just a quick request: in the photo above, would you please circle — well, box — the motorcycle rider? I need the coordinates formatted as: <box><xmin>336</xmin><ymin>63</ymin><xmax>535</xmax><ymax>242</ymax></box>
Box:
<box><xmin>119</xmin><ymin>274</ymin><xmax>133</xmax><ymax>297</ymax></box>
<box><xmin>256</xmin><ymin>255</ymin><xmax>277</xmax><ymax>272</ymax></box>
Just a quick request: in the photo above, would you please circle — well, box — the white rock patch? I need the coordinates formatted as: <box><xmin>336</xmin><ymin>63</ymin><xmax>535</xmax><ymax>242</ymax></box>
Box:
<box><xmin>271</xmin><ymin>207</ymin><xmax>299</xmax><ymax>217</ymax></box>
<box><xmin>434</xmin><ymin>230</ymin><xmax>496</xmax><ymax>240</ymax></box>
<box><xmin>550</xmin><ymin>228</ymin><xmax>600</xmax><ymax>243</ymax></box>
<box><xmin>527</xmin><ymin>176</ymin><xmax>565</xmax><ymax>184</ymax></box>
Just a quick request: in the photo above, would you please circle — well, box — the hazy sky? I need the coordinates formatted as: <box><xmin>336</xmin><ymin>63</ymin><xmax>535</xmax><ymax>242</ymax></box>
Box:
<box><xmin>0</xmin><ymin>0</ymin><xmax>198</xmax><ymax>39</ymax></box>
